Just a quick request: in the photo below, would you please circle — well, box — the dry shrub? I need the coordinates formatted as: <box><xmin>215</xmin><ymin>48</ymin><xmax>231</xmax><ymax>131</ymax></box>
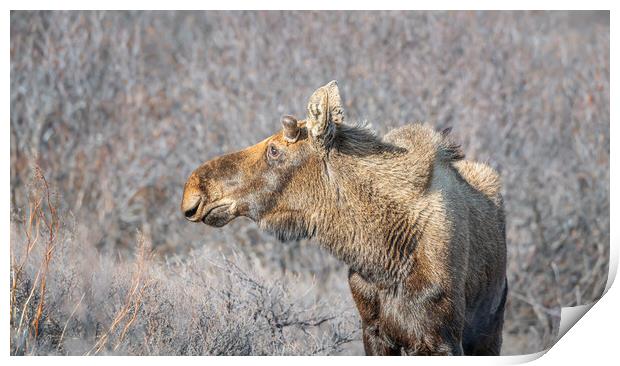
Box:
<box><xmin>10</xmin><ymin>168</ymin><xmax>60</xmax><ymax>354</ymax></box>
<box><xmin>10</xmin><ymin>169</ymin><xmax>359</xmax><ymax>355</ymax></box>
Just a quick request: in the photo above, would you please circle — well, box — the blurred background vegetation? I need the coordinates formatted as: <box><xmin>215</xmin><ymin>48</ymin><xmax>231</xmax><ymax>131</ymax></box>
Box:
<box><xmin>10</xmin><ymin>11</ymin><xmax>609</xmax><ymax>355</ymax></box>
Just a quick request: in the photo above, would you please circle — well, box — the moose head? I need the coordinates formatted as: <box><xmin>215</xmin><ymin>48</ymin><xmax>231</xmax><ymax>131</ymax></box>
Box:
<box><xmin>181</xmin><ymin>81</ymin><xmax>346</xmax><ymax>239</ymax></box>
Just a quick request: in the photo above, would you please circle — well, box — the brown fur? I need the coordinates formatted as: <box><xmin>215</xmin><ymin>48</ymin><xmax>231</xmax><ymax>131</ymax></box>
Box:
<box><xmin>181</xmin><ymin>81</ymin><xmax>507</xmax><ymax>355</ymax></box>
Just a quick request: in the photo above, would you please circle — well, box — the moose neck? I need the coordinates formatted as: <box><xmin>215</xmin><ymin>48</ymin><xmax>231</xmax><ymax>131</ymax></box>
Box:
<box><xmin>309</xmin><ymin>143</ymin><xmax>435</xmax><ymax>284</ymax></box>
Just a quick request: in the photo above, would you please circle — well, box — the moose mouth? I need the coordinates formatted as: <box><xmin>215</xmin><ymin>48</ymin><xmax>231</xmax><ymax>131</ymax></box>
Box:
<box><xmin>202</xmin><ymin>202</ymin><xmax>234</xmax><ymax>227</ymax></box>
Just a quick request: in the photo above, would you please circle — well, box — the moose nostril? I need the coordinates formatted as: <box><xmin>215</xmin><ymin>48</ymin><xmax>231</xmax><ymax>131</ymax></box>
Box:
<box><xmin>184</xmin><ymin>200</ymin><xmax>200</xmax><ymax>219</ymax></box>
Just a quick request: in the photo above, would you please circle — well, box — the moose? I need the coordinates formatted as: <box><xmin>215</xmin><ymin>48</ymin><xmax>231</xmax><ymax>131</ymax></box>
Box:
<box><xmin>181</xmin><ymin>81</ymin><xmax>507</xmax><ymax>355</ymax></box>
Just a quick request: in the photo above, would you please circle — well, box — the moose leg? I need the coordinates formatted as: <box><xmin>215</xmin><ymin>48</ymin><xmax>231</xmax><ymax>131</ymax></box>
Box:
<box><xmin>467</xmin><ymin>320</ymin><xmax>503</xmax><ymax>355</ymax></box>
<box><xmin>466</xmin><ymin>279</ymin><xmax>508</xmax><ymax>355</ymax></box>
<box><xmin>398</xmin><ymin>279</ymin><xmax>465</xmax><ymax>355</ymax></box>
<box><xmin>362</xmin><ymin>322</ymin><xmax>401</xmax><ymax>355</ymax></box>
<box><xmin>396</xmin><ymin>308</ymin><xmax>464</xmax><ymax>356</ymax></box>
<box><xmin>348</xmin><ymin>269</ymin><xmax>400</xmax><ymax>356</ymax></box>
<box><xmin>401</xmin><ymin>331</ymin><xmax>464</xmax><ymax>356</ymax></box>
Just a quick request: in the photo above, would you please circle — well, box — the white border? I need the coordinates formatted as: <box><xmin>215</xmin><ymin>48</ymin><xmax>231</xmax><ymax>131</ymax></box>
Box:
<box><xmin>2</xmin><ymin>1</ymin><xmax>618</xmax><ymax>10</ymax></box>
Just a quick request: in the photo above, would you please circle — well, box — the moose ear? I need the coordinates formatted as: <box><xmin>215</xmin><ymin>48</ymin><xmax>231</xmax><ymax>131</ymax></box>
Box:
<box><xmin>306</xmin><ymin>80</ymin><xmax>345</xmax><ymax>147</ymax></box>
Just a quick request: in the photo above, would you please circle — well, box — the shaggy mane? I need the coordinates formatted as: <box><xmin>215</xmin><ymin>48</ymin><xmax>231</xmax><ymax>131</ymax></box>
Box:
<box><xmin>332</xmin><ymin>121</ymin><xmax>464</xmax><ymax>163</ymax></box>
<box><xmin>332</xmin><ymin>122</ymin><xmax>406</xmax><ymax>157</ymax></box>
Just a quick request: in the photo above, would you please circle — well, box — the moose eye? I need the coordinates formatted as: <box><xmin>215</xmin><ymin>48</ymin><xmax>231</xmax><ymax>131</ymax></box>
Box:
<box><xmin>267</xmin><ymin>144</ymin><xmax>280</xmax><ymax>159</ymax></box>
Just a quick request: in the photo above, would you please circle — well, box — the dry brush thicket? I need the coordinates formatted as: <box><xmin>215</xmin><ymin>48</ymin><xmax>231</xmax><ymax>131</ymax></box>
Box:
<box><xmin>10</xmin><ymin>11</ymin><xmax>609</xmax><ymax>355</ymax></box>
<box><xmin>11</xmin><ymin>170</ymin><xmax>358</xmax><ymax>355</ymax></box>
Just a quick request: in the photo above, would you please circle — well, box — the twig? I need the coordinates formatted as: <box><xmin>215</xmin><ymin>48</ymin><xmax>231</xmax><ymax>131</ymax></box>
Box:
<box><xmin>57</xmin><ymin>293</ymin><xmax>85</xmax><ymax>352</ymax></box>
<box><xmin>510</xmin><ymin>291</ymin><xmax>561</xmax><ymax>317</ymax></box>
<box><xmin>114</xmin><ymin>279</ymin><xmax>154</xmax><ymax>350</ymax></box>
<box><xmin>31</xmin><ymin>168</ymin><xmax>59</xmax><ymax>339</ymax></box>
<box><xmin>86</xmin><ymin>233</ymin><xmax>151</xmax><ymax>355</ymax></box>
